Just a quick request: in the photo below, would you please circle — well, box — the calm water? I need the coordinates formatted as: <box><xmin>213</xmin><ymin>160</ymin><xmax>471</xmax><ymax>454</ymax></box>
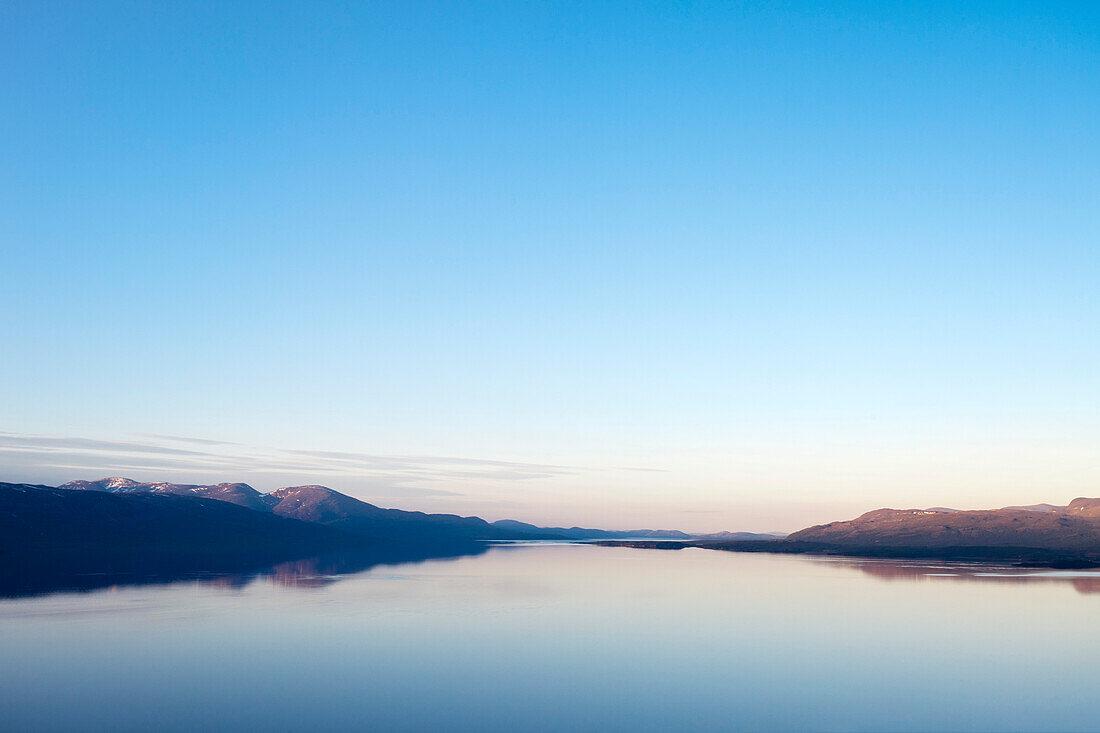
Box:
<box><xmin>2</xmin><ymin>543</ymin><xmax>1098</xmax><ymax>732</ymax></box>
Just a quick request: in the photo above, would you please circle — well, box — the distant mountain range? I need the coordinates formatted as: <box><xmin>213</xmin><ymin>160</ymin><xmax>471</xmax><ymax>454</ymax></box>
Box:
<box><xmin>2</xmin><ymin>477</ymin><xmax>779</xmax><ymax>555</ymax></box>
<box><xmin>597</xmin><ymin>497</ymin><xmax>1100</xmax><ymax>567</ymax></box>
<box><xmin>0</xmin><ymin>476</ymin><xmax>794</xmax><ymax>597</ymax></box>
<box><xmin>58</xmin><ymin>478</ymin><xmax>519</xmax><ymax>541</ymax></box>
<box><xmin>9</xmin><ymin>476</ymin><xmax>1097</xmax><ymax>576</ymax></box>
<box><xmin>0</xmin><ymin>482</ymin><xmax>354</xmax><ymax>561</ymax></box>
<box><xmin>0</xmin><ymin>477</ymin><xmax>773</xmax><ymax>598</ymax></box>
<box><xmin>488</xmin><ymin>519</ymin><xmax>782</xmax><ymax>541</ymax></box>
<box><xmin>0</xmin><ymin>479</ymin><xmax>512</xmax><ymax>597</ymax></box>
<box><xmin>788</xmin><ymin>498</ymin><xmax>1100</xmax><ymax>551</ymax></box>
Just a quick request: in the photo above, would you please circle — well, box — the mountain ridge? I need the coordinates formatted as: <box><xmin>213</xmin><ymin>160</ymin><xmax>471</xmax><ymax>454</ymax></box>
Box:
<box><xmin>30</xmin><ymin>480</ymin><xmax>1098</xmax><ymax>594</ymax></box>
<box><xmin>788</xmin><ymin>501</ymin><xmax>1100</xmax><ymax>551</ymax></box>
<box><xmin>57</xmin><ymin>478</ymin><xmax>532</xmax><ymax>541</ymax></box>
<box><xmin>0</xmin><ymin>482</ymin><xmax>357</xmax><ymax>558</ymax></box>
<box><xmin>595</xmin><ymin>496</ymin><xmax>1100</xmax><ymax>567</ymax></box>
<box><xmin>55</xmin><ymin>476</ymin><xmax>772</xmax><ymax>540</ymax></box>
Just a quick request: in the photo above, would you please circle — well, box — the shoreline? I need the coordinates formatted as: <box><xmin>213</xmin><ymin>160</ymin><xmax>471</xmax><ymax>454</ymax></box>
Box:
<box><xmin>592</xmin><ymin>539</ymin><xmax>1100</xmax><ymax>570</ymax></box>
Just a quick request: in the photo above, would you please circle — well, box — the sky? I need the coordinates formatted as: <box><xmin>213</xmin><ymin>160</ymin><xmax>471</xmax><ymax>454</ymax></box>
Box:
<box><xmin>2</xmin><ymin>1</ymin><xmax>1098</xmax><ymax>532</ymax></box>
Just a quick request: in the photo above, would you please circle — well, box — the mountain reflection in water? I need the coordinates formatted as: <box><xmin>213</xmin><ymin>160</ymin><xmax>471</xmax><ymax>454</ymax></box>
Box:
<box><xmin>0</xmin><ymin>542</ymin><xmax>490</xmax><ymax>599</ymax></box>
<box><xmin>3</xmin><ymin>544</ymin><xmax>1099</xmax><ymax>733</ymax></box>
<box><xmin>4</xmin><ymin>541</ymin><xmax>1100</xmax><ymax>599</ymax></box>
<box><xmin>815</xmin><ymin>556</ymin><xmax>1100</xmax><ymax>594</ymax></box>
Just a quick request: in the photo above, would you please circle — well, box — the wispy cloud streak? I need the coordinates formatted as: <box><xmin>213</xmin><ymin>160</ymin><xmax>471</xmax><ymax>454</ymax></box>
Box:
<box><xmin>0</xmin><ymin>432</ymin><xmax>582</xmax><ymax>499</ymax></box>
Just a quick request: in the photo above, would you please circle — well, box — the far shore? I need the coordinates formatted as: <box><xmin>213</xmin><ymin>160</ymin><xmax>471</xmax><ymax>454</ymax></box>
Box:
<box><xmin>592</xmin><ymin>539</ymin><xmax>1100</xmax><ymax>570</ymax></box>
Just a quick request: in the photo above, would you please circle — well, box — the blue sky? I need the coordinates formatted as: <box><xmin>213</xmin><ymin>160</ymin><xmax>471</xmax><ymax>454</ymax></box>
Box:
<box><xmin>2</xmin><ymin>2</ymin><xmax>1098</xmax><ymax>530</ymax></box>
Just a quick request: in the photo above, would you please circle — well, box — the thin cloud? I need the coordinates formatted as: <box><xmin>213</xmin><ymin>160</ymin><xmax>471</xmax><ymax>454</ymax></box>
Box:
<box><xmin>137</xmin><ymin>433</ymin><xmax>243</xmax><ymax>447</ymax></box>
<box><xmin>0</xmin><ymin>432</ymin><xmax>578</xmax><ymax>499</ymax></box>
<box><xmin>0</xmin><ymin>432</ymin><xmax>213</xmax><ymax>458</ymax></box>
<box><xmin>279</xmin><ymin>447</ymin><xmax>578</xmax><ymax>473</ymax></box>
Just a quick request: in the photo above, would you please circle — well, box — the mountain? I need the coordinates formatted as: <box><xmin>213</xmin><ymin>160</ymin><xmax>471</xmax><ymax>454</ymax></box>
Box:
<box><xmin>0</xmin><ymin>482</ymin><xmax>355</xmax><ymax>559</ymax></box>
<box><xmin>787</xmin><ymin>499</ymin><xmax>1100</xmax><ymax>552</ymax></box>
<box><xmin>58</xmin><ymin>477</ymin><xmax>540</xmax><ymax>541</ymax></box>
<box><xmin>59</xmin><ymin>478</ymin><xmax>278</xmax><ymax>511</ymax></box>
<box><xmin>490</xmin><ymin>521</ymin><xmax>785</xmax><ymax>541</ymax></box>
<box><xmin>1066</xmin><ymin>497</ymin><xmax>1100</xmax><ymax>519</ymax></box>
<box><xmin>490</xmin><ymin>520</ymin><xmax>692</xmax><ymax>540</ymax></box>
<box><xmin>596</xmin><ymin>497</ymin><xmax>1100</xmax><ymax>567</ymax></box>
<box><xmin>266</xmin><ymin>485</ymin><xmax>518</xmax><ymax>540</ymax></box>
<box><xmin>1000</xmin><ymin>503</ymin><xmax>1066</xmax><ymax>514</ymax></box>
<box><xmin>694</xmin><ymin>530</ymin><xmax>788</xmax><ymax>541</ymax></box>
<box><xmin>0</xmin><ymin>482</ymin><xmax>502</xmax><ymax>598</ymax></box>
<box><xmin>54</xmin><ymin>476</ymin><xmax>775</xmax><ymax>543</ymax></box>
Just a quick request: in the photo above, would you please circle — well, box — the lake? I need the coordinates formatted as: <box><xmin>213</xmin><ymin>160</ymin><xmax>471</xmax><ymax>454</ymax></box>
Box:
<box><xmin>1</xmin><ymin>543</ymin><xmax>1097</xmax><ymax>732</ymax></box>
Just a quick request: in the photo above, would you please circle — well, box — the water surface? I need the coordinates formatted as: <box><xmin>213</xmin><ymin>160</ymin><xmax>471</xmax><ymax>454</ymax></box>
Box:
<box><xmin>2</xmin><ymin>544</ymin><xmax>1097</xmax><ymax>732</ymax></box>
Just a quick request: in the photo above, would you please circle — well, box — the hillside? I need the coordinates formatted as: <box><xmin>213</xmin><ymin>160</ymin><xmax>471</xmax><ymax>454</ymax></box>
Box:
<box><xmin>490</xmin><ymin>520</ymin><xmax>784</xmax><ymax>541</ymax></box>
<box><xmin>60</xmin><ymin>478</ymin><xmax>276</xmax><ymax>511</ymax></box>
<box><xmin>58</xmin><ymin>478</ymin><xmax>535</xmax><ymax>541</ymax></box>
<box><xmin>596</xmin><ymin>497</ymin><xmax>1100</xmax><ymax>567</ymax></box>
<box><xmin>0</xmin><ymin>482</ymin><xmax>355</xmax><ymax>558</ymax></box>
<box><xmin>267</xmin><ymin>485</ymin><xmax>515</xmax><ymax>540</ymax></box>
<box><xmin>0</xmin><ymin>483</ymin><xmax>501</xmax><ymax>598</ymax></box>
<box><xmin>56</xmin><ymin>476</ymin><xmax>776</xmax><ymax>541</ymax></box>
<box><xmin>788</xmin><ymin>499</ymin><xmax>1100</xmax><ymax>552</ymax></box>
<box><xmin>490</xmin><ymin>519</ymin><xmax>693</xmax><ymax>540</ymax></box>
